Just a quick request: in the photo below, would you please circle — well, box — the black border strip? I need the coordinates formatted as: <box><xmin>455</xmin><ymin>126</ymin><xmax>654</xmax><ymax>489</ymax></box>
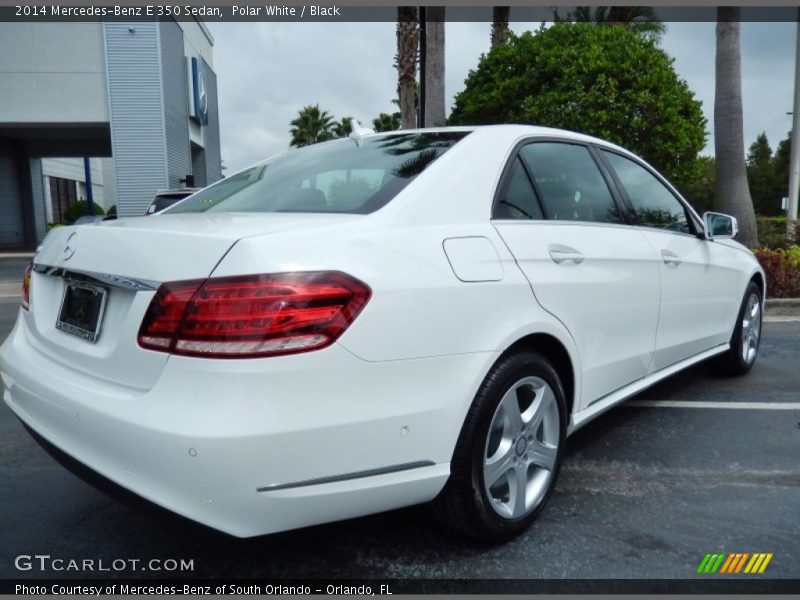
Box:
<box><xmin>2</xmin><ymin>6</ymin><xmax>800</xmax><ymax>23</ymax></box>
<box><xmin>3</xmin><ymin>578</ymin><xmax>800</xmax><ymax>594</ymax></box>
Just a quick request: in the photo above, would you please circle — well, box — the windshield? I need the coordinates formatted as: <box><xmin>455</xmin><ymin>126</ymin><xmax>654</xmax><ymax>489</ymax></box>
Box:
<box><xmin>166</xmin><ymin>132</ymin><xmax>469</xmax><ymax>215</ymax></box>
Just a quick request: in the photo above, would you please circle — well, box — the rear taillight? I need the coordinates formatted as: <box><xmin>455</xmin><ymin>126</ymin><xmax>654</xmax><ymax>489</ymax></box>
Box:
<box><xmin>21</xmin><ymin>261</ymin><xmax>32</xmax><ymax>311</ymax></box>
<box><xmin>138</xmin><ymin>272</ymin><xmax>371</xmax><ymax>358</ymax></box>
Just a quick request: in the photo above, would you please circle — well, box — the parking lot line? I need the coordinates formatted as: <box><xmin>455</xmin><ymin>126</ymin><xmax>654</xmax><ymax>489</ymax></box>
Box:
<box><xmin>625</xmin><ymin>400</ymin><xmax>800</xmax><ymax>410</ymax></box>
<box><xmin>0</xmin><ymin>283</ymin><xmax>20</xmax><ymax>298</ymax></box>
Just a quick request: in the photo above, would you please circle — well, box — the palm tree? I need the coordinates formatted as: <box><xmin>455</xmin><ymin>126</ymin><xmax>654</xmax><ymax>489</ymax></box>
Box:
<box><xmin>289</xmin><ymin>104</ymin><xmax>335</xmax><ymax>147</ymax></box>
<box><xmin>395</xmin><ymin>7</ymin><xmax>419</xmax><ymax>129</ymax></box>
<box><xmin>424</xmin><ymin>7</ymin><xmax>446</xmax><ymax>127</ymax></box>
<box><xmin>333</xmin><ymin>117</ymin><xmax>353</xmax><ymax>138</ymax></box>
<box><xmin>714</xmin><ymin>8</ymin><xmax>759</xmax><ymax>247</ymax></box>
<box><xmin>373</xmin><ymin>112</ymin><xmax>401</xmax><ymax>132</ymax></box>
<box><xmin>491</xmin><ymin>7</ymin><xmax>510</xmax><ymax>47</ymax></box>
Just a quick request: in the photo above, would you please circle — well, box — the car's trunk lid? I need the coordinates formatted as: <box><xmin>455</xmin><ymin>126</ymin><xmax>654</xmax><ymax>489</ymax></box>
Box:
<box><xmin>27</xmin><ymin>213</ymin><xmax>359</xmax><ymax>390</ymax></box>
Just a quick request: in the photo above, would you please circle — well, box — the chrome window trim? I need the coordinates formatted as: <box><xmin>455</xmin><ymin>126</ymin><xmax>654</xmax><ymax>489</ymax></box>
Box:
<box><xmin>490</xmin><ymin>218</ymin><xmax>703</xmax><ymax>240</ymax></box>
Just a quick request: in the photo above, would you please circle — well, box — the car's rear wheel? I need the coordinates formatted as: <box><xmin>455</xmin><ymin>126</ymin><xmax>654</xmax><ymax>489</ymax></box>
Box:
<box><xmin>713</xmin><ymin>280</ymin><xmax>763</xmax><ymax>375</ymax></box>
<box><xmin>430</xmin><ymin>351</ymin><xmax>566</xmax><ymax>542</ymax></box>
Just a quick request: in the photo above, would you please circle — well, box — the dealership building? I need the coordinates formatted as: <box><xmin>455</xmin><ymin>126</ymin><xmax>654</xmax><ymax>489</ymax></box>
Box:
<box><xmin>0</xmin><ymin>19</ymin><xmax>222</xmax><ymax>248</ymax></box>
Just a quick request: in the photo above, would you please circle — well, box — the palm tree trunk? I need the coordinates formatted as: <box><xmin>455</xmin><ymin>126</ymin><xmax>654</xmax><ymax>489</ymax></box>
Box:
<box><xmin>424</xmin><ymin>7</ymin><xmax>446</xmax><ymax>127</ymax></box>
<box><xmin>491</xmin><ymin>7</ymin><xmax>510</xmax><ymax>47</ymax></box>
<box><xmin>608</xmin><ymin>7</ymin><xmax>634</xmax><ymax>27</ymax></box>
<box><xmin>396</xmin><ymin>7</ymin><xmax>419</xmax><ymax>130</ymax></box>
<box><xmin>714</xmin><ymin>8</ymin><xmax>759</xmax><ymax>248</ymax></box>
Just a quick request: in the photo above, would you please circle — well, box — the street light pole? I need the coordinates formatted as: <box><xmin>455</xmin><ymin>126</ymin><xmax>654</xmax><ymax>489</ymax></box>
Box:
<box><xmin>83</xmin><ymin>157</ymin><xmax>95</xmax><ymax>217</ymax></box>
<box><xmin>418</xmin><ymin>6</ymin><xmax>426</xmax><ymax>128</ymax></box>
<box><xmin>786</xmin><ymin>11</ymin><xmax>800</xmax><ymax>240</ymax></box>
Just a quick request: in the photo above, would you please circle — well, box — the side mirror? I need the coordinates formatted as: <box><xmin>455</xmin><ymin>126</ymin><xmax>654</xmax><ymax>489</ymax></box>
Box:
<box><xmin>703</xmin><ymin>211</ymin><xmax>738</xmax><ymax>240</ymax></box>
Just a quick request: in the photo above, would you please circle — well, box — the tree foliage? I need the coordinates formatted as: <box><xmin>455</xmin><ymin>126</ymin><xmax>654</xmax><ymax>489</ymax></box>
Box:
<box><xmin>290</xmin><ymin>104</ymin><xmax>335</xmax><ymax>147</ymax></box>
<box><xmin>774</xmin><ymin>132</ymin><xmax>792</xmax><ymax>204</ymax></box>
<box><xmin>747</xmin><ymin>132</ymin><xmax>782</xmax><ymax>216</ymax></box>
<box><xmin>64</xmin><ymin>200</ymin><xmax>105</xmax><ymax>224</ymax></box>
<box><xmin>681</xmin><ymin>155</ymin><xmax>716</xmax><ymax>214</ymax></box>
<box><xmin>681</xmin><ymin>133</ymin><xmax>796</xmax><ymax>222</ymax></box>
<box><xmin>450</xmin><ymin>24</ymin><xmax>706</xmax><ymax>189</ymax></box>
<box><xmin>289</xmin><ymin>105</ymin><xmax>405</xmax><ymax>146</ymax></box>
<box><xmin>373</xmin><ymin>112</ymin><xmax>401</xmax><ymax>132</ymax></box>
<box><xmin>333</xmin><ymin>117</ymin><xmax>353</xmax><ymax>139</ymax></box>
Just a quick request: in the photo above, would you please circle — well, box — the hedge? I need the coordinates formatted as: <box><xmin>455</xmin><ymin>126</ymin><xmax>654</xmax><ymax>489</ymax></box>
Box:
<box><xmin>754</xmin><ymin>246</ymin><xmax>800</xmax><ymax>298</ymax></box>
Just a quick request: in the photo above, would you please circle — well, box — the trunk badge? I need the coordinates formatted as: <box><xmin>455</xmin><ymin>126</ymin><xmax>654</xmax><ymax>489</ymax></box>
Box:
<box><xmin>63</xmin><ymin>233</ymin><xmax>77</xmax><ymax>261</ymax></box>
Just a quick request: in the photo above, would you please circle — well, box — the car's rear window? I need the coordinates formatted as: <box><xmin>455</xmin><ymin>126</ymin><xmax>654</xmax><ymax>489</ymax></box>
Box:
<box><xmin>165</xmin><ymin>132</ymin><xmax>469</xmax><ymax>215</ymax></box>
<box><xmin>149</xmin><ymin>194</ymin><xmax>192</xmax><ymax>213</ymax></box>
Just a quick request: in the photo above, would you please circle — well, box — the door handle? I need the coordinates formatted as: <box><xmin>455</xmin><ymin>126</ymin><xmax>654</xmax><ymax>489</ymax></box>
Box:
<box><xmin>661</xmin><ymin>249</ymin><xmax>682</xmax><ymax>267</ymax></box>
<box><xmin>548</xmin><ymin>244</ymin><xmax>585</xmax><ymax>265</ymax></box>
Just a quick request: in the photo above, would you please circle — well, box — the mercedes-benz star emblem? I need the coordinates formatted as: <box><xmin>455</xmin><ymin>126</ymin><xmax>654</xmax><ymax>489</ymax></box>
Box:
<box><xmin>63</xmin><ymin>232</ymin><xmax>77</xmax><ymax>261</ymax></box>
<box><xmin>198</xmin><ymin>71</ymin><xmax>208</xmax><ymax>115</ymax></box>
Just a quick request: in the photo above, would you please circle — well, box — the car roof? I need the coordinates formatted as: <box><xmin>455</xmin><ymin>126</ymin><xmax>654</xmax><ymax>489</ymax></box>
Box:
<box><xmin>367</xmin><ymin>124</ymin><xmax>635</xmax><ymax>158</ymax></box>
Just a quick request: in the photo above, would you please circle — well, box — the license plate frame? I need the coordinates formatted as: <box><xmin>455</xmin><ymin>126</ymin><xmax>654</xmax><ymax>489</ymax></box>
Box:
<box><xmin>55</xmin><ymin>281</ymin><xmax>108</xmax><ymax>343</ymax></box>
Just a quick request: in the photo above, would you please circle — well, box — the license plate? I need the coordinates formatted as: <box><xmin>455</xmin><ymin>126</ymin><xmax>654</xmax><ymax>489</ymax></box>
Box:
<box><xmin>56</xmin><ymin>281</ymin><xmax>108</xmax><ymax>343</ymax></box>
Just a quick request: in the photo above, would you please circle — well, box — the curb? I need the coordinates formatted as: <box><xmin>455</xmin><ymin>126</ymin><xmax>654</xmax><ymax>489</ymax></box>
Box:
<box><xmin>765</xmin><ymin>298</ymin><xmax>800</xmax><ymax>317</ymax></box>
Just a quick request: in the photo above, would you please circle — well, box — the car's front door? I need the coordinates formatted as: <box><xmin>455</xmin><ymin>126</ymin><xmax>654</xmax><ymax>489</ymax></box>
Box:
<box><xmin>599</xmin><ymin>150</ymin><xmax>742</xmax><ymax>371</ymax></box>
<box><xmin>493</xmin><ymin>141</ymin><xmax>661</xmax><ymax>409</ymax></box>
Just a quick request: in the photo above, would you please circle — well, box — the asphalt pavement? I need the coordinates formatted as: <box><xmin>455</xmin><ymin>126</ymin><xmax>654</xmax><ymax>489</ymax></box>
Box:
<box><xmin>0</xmin><ymin>295</ymin><xmax>798</xmax><ymax>586</ymax></box>
<box><xmin>0</xmin><ymin>256</ymin><xmax>30</xmax><ymax>284</ymax></box>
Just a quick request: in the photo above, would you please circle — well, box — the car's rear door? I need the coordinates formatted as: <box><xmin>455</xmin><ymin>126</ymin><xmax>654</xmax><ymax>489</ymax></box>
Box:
<box><xmin>492</xmin><ymin>140</ymin><xmax>661</xmax><ymax>409</ymax></box>
<box><xmin>598</xmin><ymin>149</ymin><xmax>742</xmax><ymax>370</ymax></box>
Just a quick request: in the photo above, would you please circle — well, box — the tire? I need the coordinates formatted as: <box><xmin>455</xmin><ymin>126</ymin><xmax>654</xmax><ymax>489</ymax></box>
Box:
<box><xmin>430</xmin><ymin>351</ymin><xmax>567</xmax><ymax>543</ymax></box>
<box><xmin>713</xmin><ymin>280</ymin><xmax>763</xmax><ymax>375</ymax></box>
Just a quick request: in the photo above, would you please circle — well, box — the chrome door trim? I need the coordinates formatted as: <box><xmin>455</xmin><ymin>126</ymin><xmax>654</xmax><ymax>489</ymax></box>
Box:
<box><xmin>256</xmin><ymin>460</ymin><xmax>436</xmax><ymax>492</ymax></box>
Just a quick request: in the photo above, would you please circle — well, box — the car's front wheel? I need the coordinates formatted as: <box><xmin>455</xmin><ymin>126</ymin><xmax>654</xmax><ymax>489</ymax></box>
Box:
<box><xmin>714</xmin><ymin>280</ymin><xmax>763</xmax><ymax>375</ymax></box>
<box><xmin>431</xmin><ymin>351</ymin><xmax>567</xmax><ymax>542</ymax></box>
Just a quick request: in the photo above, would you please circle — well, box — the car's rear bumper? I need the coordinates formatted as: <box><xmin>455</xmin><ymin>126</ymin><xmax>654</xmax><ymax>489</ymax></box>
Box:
<box><xmin>1</xmin><ymin>314</ymin><xmax>496</xmax><ymax>537</ymax></box>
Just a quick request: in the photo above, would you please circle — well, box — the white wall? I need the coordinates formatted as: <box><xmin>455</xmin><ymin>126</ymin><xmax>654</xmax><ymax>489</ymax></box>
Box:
<box><xmin>41</xmin><ymin>157</ymin><xmax>109</xmax><ymax>212</ymax></box>
<box><xmin>0</xmin><ymin>23</ymin><xmax>109</xmax><ymax>124</ymax></box>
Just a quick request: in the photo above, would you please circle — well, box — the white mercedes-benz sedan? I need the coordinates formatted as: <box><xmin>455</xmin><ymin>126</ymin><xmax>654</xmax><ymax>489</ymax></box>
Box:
<box><xmin>1</xmin><ymin>125</ymin><xmax>764</xmax><ymax>541</ymax></box>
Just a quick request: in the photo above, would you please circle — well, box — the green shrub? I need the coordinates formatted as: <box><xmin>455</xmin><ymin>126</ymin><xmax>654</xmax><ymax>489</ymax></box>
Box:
<box><xmin>756</xmin><ymin>216</ymin><xmax>800</xmax><ymax>249</ymax></box>
<box><xmin>754</xmin><ymin>245</ymin><xmax>800</xmax><ymax>298</ymax></box>
<box><xmin>450</xmin><ymin>24</ymin><xmax>706</xmax><ymax>190</ymax></box>
<box><xmin>63</xmin><ymin>200</ymin><xmax>105</xmax><ymax>224</ymax></box>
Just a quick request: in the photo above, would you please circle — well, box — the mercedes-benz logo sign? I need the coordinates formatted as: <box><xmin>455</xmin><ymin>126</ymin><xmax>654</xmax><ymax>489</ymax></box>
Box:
<box><xmin>198</xmin><ymin>71</ymin><xmax>208</xmax><ymax>115</ymax></box>
<box><xmin>63</xmin><ymin>232</ymin><xmax>77</xmax><ymax>261</ymax></box>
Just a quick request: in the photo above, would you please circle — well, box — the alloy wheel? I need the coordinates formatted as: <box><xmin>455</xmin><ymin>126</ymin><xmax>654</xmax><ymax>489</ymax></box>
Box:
<box><xmin>482</xmin><ymin>376</ymin><xmax>560</xmax><ymax>520</ymax></box>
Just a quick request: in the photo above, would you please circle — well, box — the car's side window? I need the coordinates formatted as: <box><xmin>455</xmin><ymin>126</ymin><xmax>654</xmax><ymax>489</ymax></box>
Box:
<box><xmin>602</xmin><ymin>151</ymin><xmax>692</xmax><ymax>234</ymax></box>
<box><xmin>520</xmin><ymin>142</ymin><xmax>623</xmax><ymax>224</ymax></box>
<box><xmin>493</xmin><ymin>157</ymin><xmax>544</xmax><ymax>220</ymax></box>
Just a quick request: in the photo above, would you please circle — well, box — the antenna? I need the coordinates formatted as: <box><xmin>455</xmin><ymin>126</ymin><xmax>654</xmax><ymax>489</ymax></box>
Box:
<box><xmin>349</xmin><ymin>120</ymin><xmax>376</xmax><ymax>142</ymax></box>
